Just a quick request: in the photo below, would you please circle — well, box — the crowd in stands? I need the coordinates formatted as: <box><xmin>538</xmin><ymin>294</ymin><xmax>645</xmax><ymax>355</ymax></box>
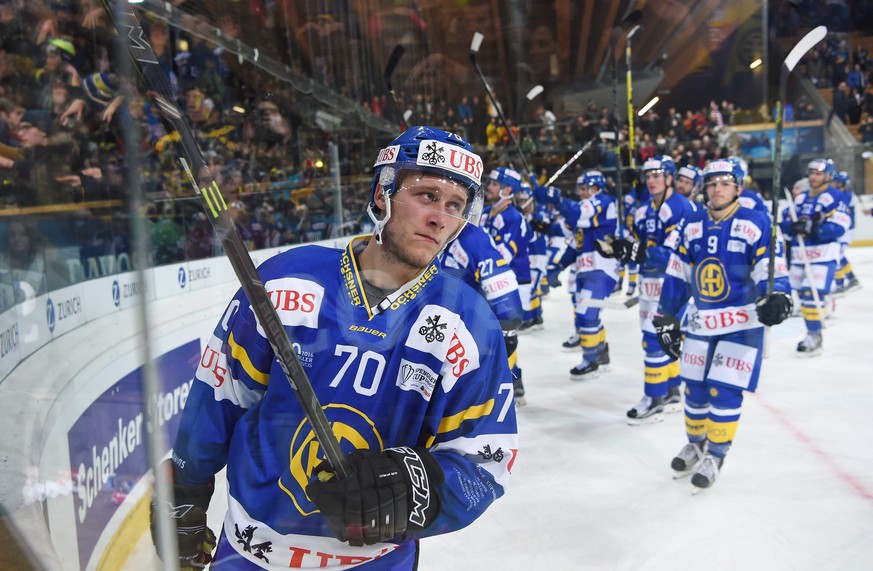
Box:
<box><xmin>0</xmin><ymin>1</ymin><xmax>867</xmax><ymax>312</ymax></box>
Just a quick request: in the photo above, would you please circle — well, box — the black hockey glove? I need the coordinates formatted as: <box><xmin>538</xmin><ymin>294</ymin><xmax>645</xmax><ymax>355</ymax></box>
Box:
<box><xmin>307</xmin><ymin>447</ymin><xmax>444</xmax><ymax>547</ymax></box>
<box><xmin>755</xmin><ymin>292</ymin><xmax>793</xmax><ymax>326</ymax></box>
<box><xmin>150</xmin><ymin>461</ymin><xmax>216</xmax><ymax>569</ymax></box>
<box><xmin>789</xmin><ymin>216</ymin><xmax>814</xmax><ymax>237</ymax></box>
<box><xmin>652</xmin><ymin>314</ymin><xmax>683</xmax><ymax>360</ymax></box>
<box><xmin>529</xmin><ymin>218</ymin><xmax>551</xmax><ymax>233</ymax></box>
<box><xmin>595</xmin><ymin>235</ymin><xmax>645</xmax><ymax>263</ymax></box>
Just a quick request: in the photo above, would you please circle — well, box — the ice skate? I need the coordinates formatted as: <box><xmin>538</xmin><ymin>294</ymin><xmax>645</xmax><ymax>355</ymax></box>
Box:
<box><xmin>844</xmin><ymin>278</ymin><xmax>862</xmax><ymax>294</ymax></box>
<box><xmin>691</xmin><ymin>453</ymin><xmax>723</xmax><ymax>493</ymax></box>
<box><xmin>626</xmin><ymin>395</ymin><xmax>665</xmax><ymax>425</ymax></box>
<box><xmin>796</xmin><ymin>332</ymin><xmax>822</xmax><ymax>356</ymax></box>
<box><xmin>663</xmin><ymin>385</ymin><xmax>683</xmax><ymax>413</ymax></box>
<box><xmin>518</xmin><ymin>316</ymin><xmax>544</xmax><ymax>335</ymax></box>
<box><xmin>597</xmin><ymin>343</ymin><xmax>610</xmax><ymax>372</ymax></box>
<box><xmin>561</xmin><ymin>333</ymin><xmax>580</xmax><ymax>352</ymax></box>
<box><xmin>513</xmin><ymin>377</ymin><xmax>526</xmax><ymax>407</ymax></box>
<box><xmin>672</xmin><ymin>441</ymin><xmax>705</xmax><ymax>478</ymax></box>
<box><xmin>569</xmin><ymin>360</ymin><xmax>599</xmax><ymax>381</ymax></box>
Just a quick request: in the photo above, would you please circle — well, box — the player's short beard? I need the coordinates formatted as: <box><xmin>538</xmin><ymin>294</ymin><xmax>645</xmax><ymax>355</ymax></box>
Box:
<box><xmin>379</xmin><ymin>214</ymin><xmax>438</xmax><ymax>271</ymax></box>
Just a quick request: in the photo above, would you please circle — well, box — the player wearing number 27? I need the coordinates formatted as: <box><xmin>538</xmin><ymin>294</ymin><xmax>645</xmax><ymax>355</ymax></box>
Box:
<box><xmin>157</xmin><ymin>127</ymin><xmax>518</xmax><ymax>570</ymax></box>
<box><xmin>653</xmin><ymin>159</ymin><xmax>792</xmax><ymax>492</ymax></box>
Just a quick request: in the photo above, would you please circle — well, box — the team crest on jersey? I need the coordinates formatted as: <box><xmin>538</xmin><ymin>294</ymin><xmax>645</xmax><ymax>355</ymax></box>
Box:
<box><xmin>397</xmin><ymin>359</ymin><xmax>438</xmax><ymax>400</ymax></box>
<box><xmin>694</xmin><ymin>257</ymin><xmax>730</xmax><ymax>302</ymax></box>
<box><xmin>281</xmin><ymin>404</ymin><xmax>384</xmax><ymax>516</ymax></box>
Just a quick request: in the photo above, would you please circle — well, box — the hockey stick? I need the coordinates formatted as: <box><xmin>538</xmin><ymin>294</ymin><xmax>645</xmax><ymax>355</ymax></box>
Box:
<box><xmin>625</xmin><ymin>24</ymin><xmax>642</xmax><ymax>174</ymax></box>
<box><xmin>470</xmin><ymin>32</ymin><xmax>532</xmax><ymax>177</ymax></box>
<box><xmin>768</xmin><ymin>25</ymin><xmax>827</xmax><ymax>295</ymax></box>
<box><xmin>104</xmin><ymin>1</ymin><xmax>350</xmax><ymax>479</ymax></box>
<box><xmin>783</xmin><ymin>187</ymin><xmax>827</xmax><ymax>323</ymax></box>
<box><xmin>384</xmin><ymin>44</ymin><xmax>409</xmax><ymax>129</ymax></box>
<box><xmin>545</xmin><ymin>137</ymin><xmax>598</xmax><ymax>187</ymax></box>
<box><xmin>575</xmin><ymin>297</ymin><xmax>637</xmax><ymax>310</ymax></box>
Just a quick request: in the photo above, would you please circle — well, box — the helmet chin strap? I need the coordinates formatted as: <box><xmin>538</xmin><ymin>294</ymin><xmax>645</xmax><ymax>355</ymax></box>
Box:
<box><xmin>368</xmin><ymin>192</ymin><xmax>393</xmax><ymax>245</ymax></box>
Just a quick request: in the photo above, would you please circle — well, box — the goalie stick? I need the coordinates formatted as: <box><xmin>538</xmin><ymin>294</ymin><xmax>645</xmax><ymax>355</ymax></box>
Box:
<box><xmin>768</xmin><ymin>25</ymin><xmax>827</xmax><ymax>295</ymax></box>
<box><xmin>104</xmin><ymin>1</ymin><xmax>350</xmax><ymax>480</ymax></box>
<box><xmin>470</xmin><ymin>32</ymin><xmax>533</xmax><ymax>178</ymax></box>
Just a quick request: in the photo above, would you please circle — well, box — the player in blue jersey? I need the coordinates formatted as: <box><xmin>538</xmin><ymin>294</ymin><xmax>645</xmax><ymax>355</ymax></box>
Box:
<box><xmin>674</xmin><ymin>164</ymin><xmax>703</xmax><ymax>205</ymax></box>
<box><xmin>653</xmin><ymin>160</ymin><xmax>792</xmax><ymax>492</ymax></box>
<box><xmin>516</xmin><ymin>181</ymin><xmax>547</xmax><ymax>331</ymax></box>
<box><xmin>154</xmin><ymin>127</ymin><xmax>518</xmax><ymax>570</ymax></box>
<box><xmin>727</xmin><ymin>155</ymin><xmax>769</xmax><ymax>215</ymax></box>
<box><xmin>832</xmin><ymin>170</ymin><xmax>861</xmax><ymax>294</ymax></box>
<box><xmin>480</xmin><ymin>167</ymin><xmax>535</xmax><ymax>334</ymax></box>
<box><xmin>536</xmin><ymin>170</ymin><xmax>618</xmax><ymax>379</ymax></box>
<box><xmin>440</xmin><ymin>223</ymin><xmax>526</xmax><ymax>404</ymax></box>
<box><xmin>779</xmin><ymin>158</ymin><xmax>850</xmax><ymax>355</ymax></box>
<box><xmin>595</xmin><ymin>156</ymin><xmax>696</xmax><ymax>424</ymax></box>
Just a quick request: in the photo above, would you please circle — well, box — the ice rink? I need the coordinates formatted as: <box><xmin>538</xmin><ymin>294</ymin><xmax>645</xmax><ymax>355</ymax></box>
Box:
<box><xmin>124</xmin><ymin>247</ymin><xmax>873</xmax><ymax>571</ymax></box>
<box><xmin>418</xmin><ymin>247</ymin><xmax>873</xmax><ymax>571</ymax></box>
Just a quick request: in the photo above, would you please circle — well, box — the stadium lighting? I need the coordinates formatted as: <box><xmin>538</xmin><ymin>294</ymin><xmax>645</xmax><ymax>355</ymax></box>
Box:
<box><xmin>750</xmin><ymin>58</ymin><xmax>763</xmax><ymax>69</ymax></box>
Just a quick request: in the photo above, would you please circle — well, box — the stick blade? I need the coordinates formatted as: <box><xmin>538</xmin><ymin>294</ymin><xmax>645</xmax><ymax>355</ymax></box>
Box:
<box><xmin>784</xmin><ymin>26</ymin><xmax>827</xmax><ymax>73</ymax></box>
<box><xmin>384</xmin><ymin>44</ymin><xmax>405</xmax><ymax>81</ymax></box>
<box><xmin>526</xmin><ymin>84</ymin><xmax>544</xmax><ymax>100</ymax></box>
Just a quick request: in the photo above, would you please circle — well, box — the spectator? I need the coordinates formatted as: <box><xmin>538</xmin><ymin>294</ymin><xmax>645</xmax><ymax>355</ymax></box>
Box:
<box><xmin>0</xmin><ymin>217</ymin><xmax>69</xmax><ymax>304</ymax></box>
<box><xmin>828</xmin><ymin>81</ymin><xmax>850</xmax><ymax>127</ymax></box>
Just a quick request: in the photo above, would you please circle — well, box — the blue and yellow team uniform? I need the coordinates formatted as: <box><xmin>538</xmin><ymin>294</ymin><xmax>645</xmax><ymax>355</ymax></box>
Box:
<box><xmin>658</xmin><ymin>203</ymin><xmax>790</xmax><ymax>460</ymax></box>
<box><xmin>441</xmin><ymin>224</ymin><xmax>525</xmax><ymax>388</ymax></box>
<box><xmin>834</xmin><ymin>186</ymin><xmax>858</xmax><ymax>289</ymax></box>
<box><xmin>631</xmin><ymin>190</ymin><xmax>695</xmax><ymax>398</ymax></box>
<box><xmin>619</xmin><ymin>187</ymin><xmax>644</xmax><ymax>293</ymax></box>
<box><xmin>779</xmin><ymin>187</ymin><xmax>849</xmax><ymax>333</ymax></box>
<box><xmin>524</xmin><ymin>205</ymin><xmax>551</xmax><ymax>322</ymax></box>
<box><xmin>480</xmin><ymin>201</ymin><xmax>533</xmax><ymax>320</ymax></box>
<box><xmin>173</xmin><ymin>238</ymin><xmax>518</xmax><ymax>569</ymax></box>
<box><xmin>554</xmin><ymin>192</ymin><xmax>619</xmax><ymax>364</ymax></box>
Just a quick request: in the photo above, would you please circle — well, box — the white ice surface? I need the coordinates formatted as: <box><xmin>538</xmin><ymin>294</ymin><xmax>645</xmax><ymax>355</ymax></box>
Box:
<box><xmin>127</xmin><ymin>248</ymin><xmax>873</xmax><ymax>571</ymax></box>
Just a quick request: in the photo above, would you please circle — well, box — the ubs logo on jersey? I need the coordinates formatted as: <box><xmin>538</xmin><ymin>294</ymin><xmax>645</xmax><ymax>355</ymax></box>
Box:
<box><xmin>282</xmin><ymin>405</ymin><xmax>384</xmax><ymax>516</ymax></box>
<box><xmin>694</xmin><ymin>257</ymin><xmax>730</xmax><ymax>302</ymax></box>
<box><xmin>262</xmin><ymin>277</ymin><xmax>323</xmax><ymax>330</ymax></box>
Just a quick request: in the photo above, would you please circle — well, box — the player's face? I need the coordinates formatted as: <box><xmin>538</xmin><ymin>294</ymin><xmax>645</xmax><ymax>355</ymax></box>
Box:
<box><xmin>485</xmin><ymin>179</ymin><xmax>502</xmax><ymax>202</ymax></box>
<box><xmin>577</xmin><ymin>184</ymin><xmax>594</xmax><ymax>200</ymax></box>
<box><xmin>645</xmin><ymin>170</ymin><xmax>669</xmax><ymax>198</ymax></box>
<box><xmin>379</xmin><ymin>171</ymin><xmax>469</xmax><ymax>268</ymax></box>
<box><xmin>675</xmin><ymin>175</ymin><xmax>694</xmax><ymax>197</ymax></box>
<box><xmin>808</xmin><ymin>170</ymin><xmax>827</xmax><ymax>189</ymax></box>
<box><xmin>704</xmin><ymin>177</ymin><xmax>739</xmax><ymax>211</ymax></box>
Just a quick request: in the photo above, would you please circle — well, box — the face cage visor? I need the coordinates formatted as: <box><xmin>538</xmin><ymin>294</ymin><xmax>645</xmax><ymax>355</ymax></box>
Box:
<box><xmin>703</xmin><ymin>174</ymin><xmax>739</xmax><ymax>198</ymax></box>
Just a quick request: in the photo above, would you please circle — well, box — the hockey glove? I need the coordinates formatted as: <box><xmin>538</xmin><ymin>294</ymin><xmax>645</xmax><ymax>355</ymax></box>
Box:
<box><xmin>150</xmin><ymin>461</ymin><xmax>216</xmax><ymax>569</ymax></box>
<box><xmin>652</xmin><ymin>314</ymin><xmax>683</xmax><ymax>360</ymax></box>
<box><xmin>789</xmin><ymin>216</ymin><xmax>814</xmax><ymax>237</ymax></box>
<box><xmin>595</xmin><ymin>235</ymin><xmax>645</xmax><ymax>263</ymax></box>
<box><xmin>755</xmin><ymin>292</ymin><xmax>793</xmax><ymax>326</ymax></box>
<box><xmin>533</xmin><ymin>184</ymin><xmax>560</xmax><ymax>206</ymax></box>
<box><xmin>529</xmin><ymin>218</ymin><xmax>551</xmax><ymax>233</ymax></box>
<box><xmin>307</xmin><ymin>447</ymin><xmax>444</xmax><ymax>547</ymax></box>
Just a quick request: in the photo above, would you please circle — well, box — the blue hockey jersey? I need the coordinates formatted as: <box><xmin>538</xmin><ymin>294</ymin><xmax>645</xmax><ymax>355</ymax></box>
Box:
<box><xmin>779</xmin><ymin>186</ymin><xmax>849</xmax><ymax>264</ymax></box>
<box><xmin>173</xmin><ymin>237</ymin><xmax>518</xmax><ymax>568</ymax></box>
<box><xmin>632</xmin><ymin>190</ymin><xmax>696</xmax><ymax>277</ymax></box>
<box><xmin>480</xmin><ymin>202</ymin><xmax>532</xmax><ymax>282</ymax></box>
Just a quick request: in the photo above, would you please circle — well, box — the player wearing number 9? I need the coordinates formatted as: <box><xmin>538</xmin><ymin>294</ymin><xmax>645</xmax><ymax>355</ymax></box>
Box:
<box><xmin>159</xmin><ymin>126</ymin><xmax>518</xmax><ymax>570</ymax></box>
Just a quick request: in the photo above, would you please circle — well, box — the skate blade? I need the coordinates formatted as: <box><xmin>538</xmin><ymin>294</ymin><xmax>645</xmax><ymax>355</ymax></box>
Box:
<box><xmin>664</xmin><ymin>402</ymin><xmax>683</xmax><ymax>413</ymax></box>
<box><xmin>569</xmin><ymin>371</ymin><xmax>600</xmax><ymax>382</ymax></box>
<box><xmin>561</xmin><ymin>346</ymin><xmax>581</xmax><ymax>353</ymax></box>
<box><xmin>673</xmin><ymin>468</ymin><xmax>697</xmax><ymax>480</ymax></box>
<box><xmin>626</xmin><ymin>413</ymin><xmax>664</xmax><ymax>426</ymax></box>
<box><xmin>691</xmin><ymin>485</ymin><xmax>707</xmax><ymax>495</ymax></box>
<box><xmin>597</xmin><ymin>364</ymin><xmax>611</xmax><ymax>372</ymax></box>
<box><xmin>796</xmin><ymin>348</ymin><xmax>823</xmax><ymax>358</ymax></box>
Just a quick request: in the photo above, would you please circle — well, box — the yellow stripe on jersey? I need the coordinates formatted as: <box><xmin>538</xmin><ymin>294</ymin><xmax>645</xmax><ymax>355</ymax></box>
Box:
<box><xmin>801</xmin><ymin>306</ymin><xmax>823</xmax><ymax>321</ymax></box>
<box><xmin>228</xmin><ymin>332</ymin><xmax>270</xmax><ymax>385</ymax></box>
<box><xmin>756</xmin><ymin>246</ymin><xmax>766</xmax><ymax>257</ymax></box>
<box><xmin>706</xmin><ymin>419</ymin><xmax>739</xmax><ymax>444</ymax></box>
<box><xmin>436</xmin><ymin>400</ymin><xmax>495</xmax><ymax>435</ymax></box>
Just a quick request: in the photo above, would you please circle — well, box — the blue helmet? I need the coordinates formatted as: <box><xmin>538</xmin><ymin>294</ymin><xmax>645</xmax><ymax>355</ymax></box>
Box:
<box><xmin>485</xmin><ymin>166</ymin><xmax>522</xmax><ymax>198</ymax></box>
<box><xmin>702</xmin><ymin>159</ymin><xmax>743</xmax><ymax>186</ymax></box>
<box><xmin>676</xmin><ymin>164</ymin><xmax>702</xmax><ymax>187</ymax></box>
<box><xmin>641</xmin><ymin>155</ymin><xmax>676</xmax><ymax>179</ymax></box>
<box><xmin>807</xmin><ymin>158</ymin><xmax>836</xmax><ymax>179</ymax></box>
<box><xmin>576</xmin><ymin>170</ymin><xmax>606</xmax><ymax>193</ymax></box>
<box><xmin>369</xmin><ymin>126</ymin><xmax>484</xmax><ymax>241</ymax></box>
<box><xmin>833</xmin><ymin>170</ymin><xmax>850</xmax><ymax>186</ymax></box>
<box><xmin>728</xmin><ymin>156</ymin><xmax>749</xmax><ymax>184</ymax></box>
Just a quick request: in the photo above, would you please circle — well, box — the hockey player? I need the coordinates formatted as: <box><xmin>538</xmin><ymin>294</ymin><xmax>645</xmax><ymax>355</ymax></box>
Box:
<box><xmin>653</xmin><ymin>159</ymin><xmax>792</xmax><ymax>491</ymax></box>
<box><xmin>480</xmin><ymin>167</ymin><xmax>535</xmax><ymax>333</ymax></box>
<box><xmin>779</xmin><ymin>158</ymin><xmax>850</xmax><ymax>355</ymax></box>
<box><xmin>728</xmin><ymin>156</ymin><xmax>769</xmax><ymax>215</ymax></box>
<box><xmin>832</xmin><ymin>170</ymin><xmax>861</xmax><ymax>294</ymax></box>
<box><xmin>674</xmin><ymin>164</ymin><xmax>703</xmax><ymax>204</ymax></box>
<box><xmin>595</xmin><ymin>155</ymin><xmax>695</xmax><ymax>423</ymax></box>
<box><xmin>516</xmin><ymin>181</ymin><xmax>547</xmax><ymax>330</ymax></box>
<box><xmin>154</xmin><ymin>127</ymin><xmax>518</xmax><ymax>569</ymax></box>
<box><xmin>441</xmin><ymin>222</ymin><xmax>526</xmax><ymax>404</ymax></box>
<box><xmin>536</xmin><ymin>170</ymin><xmax>618</xmax><ymax>379</ymax></box>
